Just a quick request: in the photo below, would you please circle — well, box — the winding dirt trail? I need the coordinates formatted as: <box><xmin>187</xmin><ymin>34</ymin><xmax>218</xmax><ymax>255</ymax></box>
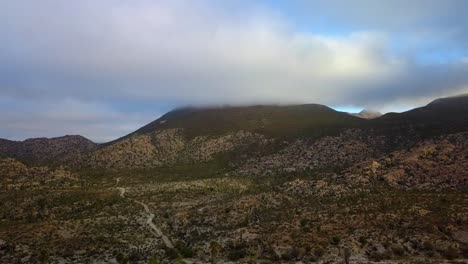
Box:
<box><xmin>134</xmin><ymin>200</ymin><xmax>174</xmax><ymax>248</ymax></box>
<box><xmin>116</xmin><ymin>187</ymin><xmax>174</xmax><ymax>249</ymax></box>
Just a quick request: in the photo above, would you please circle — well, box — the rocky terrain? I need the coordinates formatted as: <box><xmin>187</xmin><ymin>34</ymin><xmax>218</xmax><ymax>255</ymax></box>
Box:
<box><xmin>0</xmin><ymin>135</ymin><xmax>97</xmax><ymax>166</ymax></box>
<box><xmin>0</xmin><ymin>95</ymin><xmax>467</xmax><ymax>263</ymax></box>
<box><xmin>88</xmin><ymin>129</ymin><xmax>270</xmax><ymax>169</ymax></box>
<box><xmin>346</xmin><ymin>132</ymin><xmax>468</xmax><ymax>190</ymax></box>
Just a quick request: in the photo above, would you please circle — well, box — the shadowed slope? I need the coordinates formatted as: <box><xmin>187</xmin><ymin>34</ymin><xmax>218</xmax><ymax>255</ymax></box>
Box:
<box><xmin>118</xmin><ymin>104</ymin><xmax>366</xmax><ymax>141</ymax></box>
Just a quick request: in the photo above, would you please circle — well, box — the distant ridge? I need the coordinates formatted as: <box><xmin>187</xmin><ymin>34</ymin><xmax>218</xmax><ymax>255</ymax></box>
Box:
<box><xmin>351</xmin><ymin>109</ymin><xmax>382</xmax><ymax>119</ymax></box>
<box><xmin>0</xmin><ymin>135</ymin><xmax>97</xmax><ymax>165</ymax></box>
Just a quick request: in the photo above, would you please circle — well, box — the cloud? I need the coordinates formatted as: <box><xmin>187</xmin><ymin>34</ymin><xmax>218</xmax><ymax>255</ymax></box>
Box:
<box><xmin>1</xmin><ymin>0</ymin><xmax>467</xmax><ymax>140</ymax></box>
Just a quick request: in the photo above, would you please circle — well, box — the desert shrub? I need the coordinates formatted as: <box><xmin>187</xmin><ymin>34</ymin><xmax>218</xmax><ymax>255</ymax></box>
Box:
<box><xmin>128</xmin><ymin>249</ymin><xmax>142</xmax><ymax>262</ymax></box>
<box><xmin>369</xmin><ymin>251</ymin><xmax>384</xmax><ymax>262</ymax></box>
<box><xmin>423</xmin><ymin>241</ymin><xmax>434</xmax><ymax>251</ymax></box>
<box><xmin>358</xmin><ymin>236</ymin><xmax>367</xmax><ymax>246</ymax></box>
<box><xmin>175</xmin><ymin>241</ymin><xmax>194</xmax><ymax>258</ymax></box>
<box><xmin>179</xmin><ymin>247</ymin><xmax>193</xmax><ymax>258</ymax></box>
<box><xmin>165</xmin><ymin>247</ymin><xmax>179</xmax><ymax>260</ymax></box>
<box><xmin>330</xmin><ymin>236</ymin><xmax>341</xmax><ymax>246</ymax></box>
<box><xmin>462</xmin><ymin>245</ymin><xmax>468</xmax><ymax>258</ymax></box>
<box><xmin>441</xmin><ymin>246</ymin><xmax>459</xmax><ymax>260</ymax></box>
<box><xmin>304</xmin><ymin>244</ymin><xmax>311</xmax><ymax>254</ymax></box>
<box><xmin>391</xmin><ymin>245</ymin><xmax>405</xmax><ymax>256</ymax></box>
<box><xmin>344</xmin><ymin>247</ymin><xmax>351</xmax><ymax>264</ymax></box>
<box><xmin>227</xmin><ymin>248</ymin><xmax>248</xmax><ymax>261</ymax></box>
<box><xmin>116</xmin><ymin>253</ymin><xmax>128</xmax><ymax>264</ymax></box>
<box><xmin>319</xmin><ymin>240</ymin><xmax>328</xmax><ymax>248</ymax></box>
<box><xmin>281</xmin><ymin>247</ymin><xmax>299</xmax><ymax>261</ymax></box>
<box><xmin>38</xmin><ymin>249</ymin><xmax>49</xmax><ymax>264</ymax></box>
<box><xmin>314</xmin><ymin>247</ymin><xmax>325</xmax><ymax>258</ymax></box>
<box><xmin>147</xmin><ymin>256</ymin><xmax>162</xmax><ymax>264</ymax></box>
<box><xmin>382</xmin><ymin>240</ymin><xmax>391</xmax><ymax>249</ymax></box>
<box><xmin>382</xmin><ymin>250</ymin><xmax>393</xmax><ymax>259</ymax></box>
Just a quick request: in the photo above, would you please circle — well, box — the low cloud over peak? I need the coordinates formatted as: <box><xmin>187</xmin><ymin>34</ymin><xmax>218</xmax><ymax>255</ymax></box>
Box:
<box><xmin>1</xmin><ymin>0</ymin><xmax>468</xmax><ymax>141</ymax></box>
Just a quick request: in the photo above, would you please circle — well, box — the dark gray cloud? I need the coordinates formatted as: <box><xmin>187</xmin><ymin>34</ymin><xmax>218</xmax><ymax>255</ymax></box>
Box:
<box><xmin>1</xmin><ymin>0</ymin><xmax>467</xmax><ymax>141</ymax></box>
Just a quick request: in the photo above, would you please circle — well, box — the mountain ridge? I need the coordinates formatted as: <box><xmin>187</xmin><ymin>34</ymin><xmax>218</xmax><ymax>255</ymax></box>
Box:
<box><xmin>1</xmin><ymin>95</ymin><xmax>467</xmax><ymax>167</ymax></box>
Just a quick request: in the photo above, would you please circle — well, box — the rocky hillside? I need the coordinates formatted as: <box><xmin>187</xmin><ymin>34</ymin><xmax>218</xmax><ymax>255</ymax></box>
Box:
<box><xmin>86</xmin><ymin>104</ymin><xmax>364</xmax><ymax>169</ymax></box>
<box><xmin>88</xmin><ymin>129</ymin><xmax>270</xmax><ymax>168</ymax></box>
<box><xmin>236</xmin><ymin>129</ymin><xmax>388</xmax><ymax>176</ymax></box>
<box><xmin>86</xmin><ymin>95</ymin><xmax>468</xmax><ymax>170</ymax></box>
<box><xmin>346</xmin><ymin>132</ymin><xmax>468</xmax><ymax>190</ymax></box>
<box><xmin>1</xmin><ymin>95</ymin><xmax>467</xmax><ymax>172</ymax></box>
<box><xmin>0</xmin><ymin>158</ymin><xmax>79</xmax><ymax>190</ymax></box>
<box><xmin>0</xmin><ymin>135</ymin><xmax>97</xmax><ymax>166</ymax></box>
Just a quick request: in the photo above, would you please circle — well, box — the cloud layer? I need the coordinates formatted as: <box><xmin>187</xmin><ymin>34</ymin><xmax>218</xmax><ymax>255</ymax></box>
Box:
<box><xmin>1</xmin><ymin>0</ymin><xmax>468</xmax><ymax>141</ymax></box>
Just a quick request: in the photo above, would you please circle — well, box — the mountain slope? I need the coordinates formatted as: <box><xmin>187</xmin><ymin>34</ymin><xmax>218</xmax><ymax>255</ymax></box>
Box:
<box><xmin>373</xmin><ymin>95</ymin><xmax>468</xmax><ymax>135</ymax></box>
<box><xmin>2</xmin><ymin>95</ymin><xmax>466</xmax><ymax>170</ymax></box>
<box><xmin>0</xmin><ymin>135</ymin><xmax>97</xmax><ymax>166</ymax></box>
<box><xmin>88</xmin><ymin>96</ymin><xmax>468</xmax><ymax>169</ymax></box>
<box><xmin>89</xmin><ymin>104</ymin><xmax>366</xmax><ymax>168</ymax></box>
<box><xmin>122</xmin><ymin>104</ymin><xmax>365</xmax><ymax>140</ymax></box>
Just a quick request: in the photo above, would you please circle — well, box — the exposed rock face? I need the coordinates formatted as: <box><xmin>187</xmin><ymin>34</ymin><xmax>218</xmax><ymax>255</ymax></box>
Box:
<box><xmin>88</xmin><ymin>129</ymin><xmax>269</xmax><ymax>168</ymax></box>
<box><xmin>0</xmin><ymin>135</ymin><xmax>97</xmax><ymax>165</ymax></box>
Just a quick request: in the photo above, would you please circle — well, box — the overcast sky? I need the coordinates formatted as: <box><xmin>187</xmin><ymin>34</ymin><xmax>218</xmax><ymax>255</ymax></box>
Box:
<box><xmin>1</xmin><ymin>0</ymin><xmax>468</xmax><ymax>142</ymax></box>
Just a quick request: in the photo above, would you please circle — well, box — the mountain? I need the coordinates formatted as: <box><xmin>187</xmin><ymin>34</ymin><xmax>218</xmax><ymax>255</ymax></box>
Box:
<box><xmin>0</xmin><ymin>135</ymin><xmax>97</xmax><ymax>166</ymax></box>
<box><xmin>1</xmin><ymin>95</ymin><xmax>468</xmax><ymax>264</ymax></box>
<box><xmin>351</xmin><ymin>109</ymin><xmax>382</xmax><ymax>119</ymax></box>
<box><xmin>122</xmin><ymin>104</ymin><xmax>365</xmax><ymax>140</ymax></box>
<box><xmin>88</xmin><ymin>95</ymin><xmax>468</xmax><ymax>169</ymax></box>
<box><xmin>377</xmin><ymin>94</ymin><xmax>468</xmax><ymax>124</ymax></box>
<box><xmin>1</xmin><ymin>96</ymin><xmax>467</xmax><ymax>170</ymax></box>
<box><xmin>372</xmin><ymin>94</ymin><xmax>468</xmax><ymax>137</ymax></box>
<box><xmin>88</xmin><ymin>104</ymin><xmax>367</xmax><ymax>168</ymax></box>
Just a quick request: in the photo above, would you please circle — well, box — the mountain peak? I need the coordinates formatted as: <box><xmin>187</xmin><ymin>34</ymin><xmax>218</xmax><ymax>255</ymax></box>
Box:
<box><xmin>351</xmin><ymin>109</ymin><xmax>382</xmax><ymax>119</ymax></box>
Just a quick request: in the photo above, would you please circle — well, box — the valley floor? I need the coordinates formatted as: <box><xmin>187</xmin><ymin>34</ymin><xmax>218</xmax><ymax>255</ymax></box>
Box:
<box><xmin>1</xmin><ymin>163</ymin><xmax>467</xmax><ymax>263</ymax></box>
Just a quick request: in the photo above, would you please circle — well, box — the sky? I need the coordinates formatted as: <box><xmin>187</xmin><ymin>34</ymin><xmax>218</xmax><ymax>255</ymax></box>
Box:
<box><xmin>1</xmin><ymin>0</ymin><xmax>468</xmax><ymax>142</ymax></box>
